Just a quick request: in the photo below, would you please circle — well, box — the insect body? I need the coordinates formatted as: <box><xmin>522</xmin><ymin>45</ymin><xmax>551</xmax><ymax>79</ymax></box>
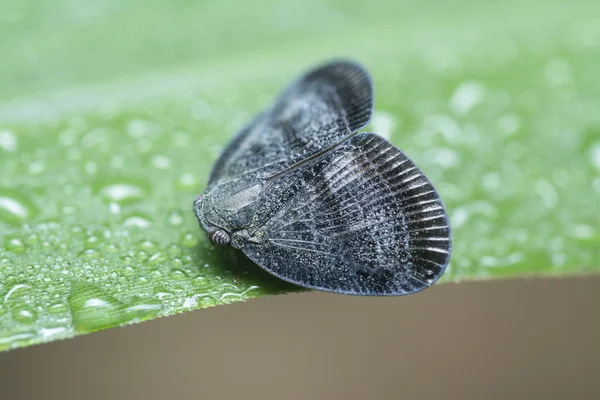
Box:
<box><xmin>194</xmin><ymin>61</ymin><xmax>451</xmax><ymax>296</ymax></box>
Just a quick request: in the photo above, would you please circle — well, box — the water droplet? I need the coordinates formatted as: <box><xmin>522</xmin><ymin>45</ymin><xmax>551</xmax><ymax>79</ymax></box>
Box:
<box><xmin>169</xmin><ymin>269</ymin><xmax>186</xmax><ymax>280</ymax></box>
<box><xmin>48</xmin><ymin>303</ymin><xmax>69</xmax><ymax>314</ymax></box>
<box><xmin>95</xmin><ymin>179</ymin><xmax>149</xmax><ymax>204</ymax></box>
<box><xmin>177</xmin><ymin>173</ymin><xmax>198</xmax><ymax>190</ymax></box>
<box><xmin>192</xmin><ymin>276</ymin><xmax>210</xmax><ymax>288</ymax></box>
<box><xmin>5</xmin><ymin>237</ymin><xmax>26</xmax><ymax>253</ymax></box>
<box><xmin>569</xmin><ymin>224</ymin><xmax>595</xmax><ymax>240</ymax></box>
<box><xmin>535</xmin><ymin>179</ymin><xmax>558</xmax><ymax>210</ymax></box>
<box><xmin>152</xmin><ymin>155</ymin><xmax>171</xmax><ymax>169</ymax></box>
<box><xmin>198</xmin><ymin>296</ymin><xmax>216</xmax><ymax>308</ymax></box>
<box><xmin>167</xmin><ymin>209</ymin><xmax>184</xmax><ymax>226</ymax></box>
<box><xmin>79</xmin><ymin>248</ymin><xmax>98</xmax><ymax>259</ymax></box>
<box><xmin>127</xmin><ymin>119</ymin><xmax>161</xmax><ymax>139</ymax></box>
<box><xmin>0</xmin><ymin>129</ymin><xmax>17</xmax><ymax>152</ymax></box>
<box><xmin>4</xmin><ymin>283</ymin><xmax>34</xmax><ymax>302</ymax></box>
<box><xmin>544</xmin><ymin>59</ymin><xmax>571</xmax><ymax>86</ymax></box>
<box><xmin>12</xmin><ymin>305</ymin><xmax>38</xmax><ymax>324</ymax></box>
<box><xmin>148</xmin><ymin>252</ymin><xmax>166</xmax><ymax>265</ymax></box>
<box><xmin>99</xmin><ymin>183</ymin><xmax>147</xmax><ymax>203</ymax></box>
<box><xmin>86</xmin><ymin>235</ymin><xmax>100</xmax><ymax>247</ymax></box>
<box><xmin>0</xmin><ymin>332</ymin><xmax>35</xmax><ymax>348</ymax></box>
<box><xmin>123</xmin><ymin>214</ymin><xmax>151</xmax><ymax>229</ymax></box>
<box><xmin>589</xmin><ymin>142</ymin><xmax>600</xmax><ymax>170</ymax></box>
<box><xmin>497</xmin><ymin>113</ymin><xmax>521</xmax><ymax>137</ymax></box>
<box><xmin>25</xmin><ymin>233</ymin><xmax>39</xmax><ymax>246</ymax></box>
<box><xmin>167</xmin><ymin>243</ymin><xmax>182</xmax><ymax>257</ymax></box>
<box><xmin>39</xmin><ymin>326</ymin><xmax>68</xmax><ymax>339</ymax></box>
<box><xmin>190</xmin><ymin>100</ymin><xmax>213</xmax><ymax>120</ymax></box>
<box><xmin>124</xmin><ymin>303</ymin><xmax>162</xmax><ymax>321</ymax></box>
<box><xmin>68</xmin><ymin>282</ymin><xmax>126</xmax><ymax>331</ymax></box>
<box><xmin>137</xmin><ymin>240</ymin><xmax>157</xmax><ymax>251</ymax></box>
<box><xmin>85</xmin><ymin>161</ymin><xmax>98</xmax><ymax>174</ymax></box>
<box><xmin>171</xmin><ymin>258</ymin><xmax>183</xmax><ymax>267</ymax></box>
<box><xmin>181</xmin><ymin>232</ymin><xmax>199</xmax><ymax>248</ymax></box>
<box><xmin>449</xmin><ymin>81</ymin><xmax>485</xmax><ymax>115</ymax></box>
<box><xmin>0</xmin><ymin>191</ymin><xmax>37</xmax><ymax>225</ymax></box>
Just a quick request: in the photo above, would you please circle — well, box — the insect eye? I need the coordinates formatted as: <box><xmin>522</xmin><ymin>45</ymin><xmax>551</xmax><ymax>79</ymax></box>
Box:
<box><xmin>210</xmin><ymin>229</ymin><xmax>230</xmax><ymax>246</ymax></box>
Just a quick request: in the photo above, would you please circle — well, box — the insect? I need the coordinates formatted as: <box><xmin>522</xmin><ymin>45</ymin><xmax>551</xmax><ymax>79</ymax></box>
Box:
<box><xmin>194</xmin><ymin>60</ymin><xmax>451</xmax><ymax>296</ymax></box>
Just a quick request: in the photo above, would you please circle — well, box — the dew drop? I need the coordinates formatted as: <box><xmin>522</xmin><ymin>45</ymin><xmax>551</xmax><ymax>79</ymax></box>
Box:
<box><xmin>0</xmin><ymin>191</ymin><xmax>36</xmax><ymax>225</ymax></box>
<box><xmin>0</xmin><ymin>129</ymin><xmax>17</xmax><ymax>152</ymax></box>
<box><xmin>12</xmin><ymin>305</ymin><xmax>38</xmax><ymax>324</ymax></box>
<box><xmin>181</xmin><ymin>232</ymin><xmax>199</xmax><ymax>248</ymax></box>
<box><xmin>199</xmin><ymin>296</ymin><xmax>217</xmax><ymax>307</ymax></box>
<box><xmin>68</xmin><ymin>282</ymin><xmax>126</xmax><ymax>331</ymax></box>
<box><xmin>169</xmin><ymin>269</ymin><xmax>187</xmax><ymax>280</ymax></box>
<box><xmin>5</xmin><ymin>237</ymin><xmax>26</xmax><ymax>253</ymax></box>
<box><xmin>177</xmin><ymin>173</ymin><xmax>198</xmax><ymax>190</ymax></box>
<box><xmin>137</xmin><ymin>240</ymin><xmax>157</xmax><ymax>252</ymax></box>
<box><xmin>127</xmin><ymin>119</ymin><xmax>161</xmax><ymax>139</ymax></box>
<box><xmin>192</xmin><ymin>276</ymin><xmax>210</xmax><ymax>288</ymax></box>
<box><xmin>48</xmin><ymin>303</ymin><xmax>69</xmax><ymax>314</ymax></box>
<box><xmin>79</xmin><ymin>248</ymin><xmax>99</xmax><ymax>259</ymax></box>
<box><xmin>123</xmin><ymin>215</ymin><xmax>151</xmax><ymax>229</ymax></box>
<box><xmin>449</xmin><ymin>81</ymin><xmax>485</xmax><ymax>115</ymax></box>
<box><xmin>148</xmin><ymin>252</ymin><xmax>166</xmax><ymax>265</ymax></box>
<box><xmin>167</xmin><ymin>243</ymin><xmax>182</xmax><ymax>257</ymax></box>
<box><xmin>99</xmin><ymin>183</ymin><xmax>147</xmax><ymax>203</ymax></box>
<box><xmin>167</xmin><ymin>209</ymin><xmax>184</xmax><ymax>226</ymax></box>
<box><xmin>152</xmin><ymin>155</ymin><xmax>171</xmax><ymax>169</ymax></box>
<box><xmin>589</xmin><ymin>142</ymin><xmax>600</xmax><ymax>170</ymax></box>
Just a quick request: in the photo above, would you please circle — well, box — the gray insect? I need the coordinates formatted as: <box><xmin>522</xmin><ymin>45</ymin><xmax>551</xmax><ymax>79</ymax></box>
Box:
<box><xmin>194</xmin><ymin>60</ymin><xmax>451</xmax><ymax>296</ymax></box>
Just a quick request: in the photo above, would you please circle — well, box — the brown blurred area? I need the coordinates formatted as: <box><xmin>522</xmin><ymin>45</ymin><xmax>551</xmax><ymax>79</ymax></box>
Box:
<box><xmin>1</xmin><ymin>277</ymin><xmax>599</xmax><ymax>399</ymax></box>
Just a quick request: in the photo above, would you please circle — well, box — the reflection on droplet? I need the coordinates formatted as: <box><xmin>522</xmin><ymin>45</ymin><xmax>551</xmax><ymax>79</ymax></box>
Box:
<box><xmin>589</xmin><ymin>142</ymin><xmax>600</xmax><ymax>170</ymax></box>
<box><xmin>178</xmin><ymin>173</ymin><xmax>197</xmax><ymax>190</ymax></box>
<box><xmin>0</xmin><ymin>193</ymin><xmax>34</xmax><ymax>225</ymax></box>
<box><xmin>169</xmin><ymin>269</ymin><xmax>186</xmax><ymax>280</ymax></box>
<box><xmin>12</xmin><ymin>305</ymin><xmax>38</xmax><ymax>324</ymax></box>
<box><xmin>535</xmin><ymin>179</ymin><xmax>559</xmax><ymax>210</ymax></box>
<box><xmin>127</xmin><ymin>119</ymin><xmax>161</xmax><ymax>139</ymax></box>
<box><xmin>450</xmin><ymin>81</ymin><xmax>485</xmax><ymax>115</ymax></box>
<box><xmin>152</xmin><ymin>155</ymin><xmax>171</xmax><ymax>169</ymax></box>
<box><xmin>68</xmin><ymin>282</ymin><xmax>125</xmax><ymax>331</ymax></box>
<box><xmin>4</xmin><ymin>283</ymin><xmax>33</xmax><ymax>302</ymax></box>
<box><xmin>99</xmin><ymin>183</ymin><xmax>147</xmax><ymax>203</ymax></box>
<box><xmin>123</xmin><ymin>215</ymin><xmax>151</xmax><ymax>229</ymax></box>
<box><xmin>39</xmin><ymin>327</ymin><xmax>68</xmax><ymax>339</ymax></box>
<box><xmin>198</xmin><ymin>296</ymin><xmax>216</xmax><ymax>307</ymax></box>
<box><xmin>190</xmin><ymin>100</ymin><xmax>213</xmax><ymax>120</ymax></box>
<box><xmin>569</xmin><ymin>224</ymin><xmax>594</xmax><ymax>240</ymax></box>
<box><xmin>181</xmin><ymin>232</ymin><xmax>199</xmax><ymax>248</ymax></box>
<box><xmin>0</xmin><ymin>129</ymin><xmax>17</xmax><ymax>152</ymax></box>
<box><xmin>192</xmin><ymin>276</ymin><xmax>210</xmax><ymax>288</ymax></box>
<box><xmin>48</xmin><ymin>303</ymin><xmax>69</xmax><ymax>314</ymax></box>
<box><xmin>167</xmin><ymin>209</ymin><xmax>183</xmax><ymax>226</ymax></box>
<box><xmin>544</xmin><ymin>59</ymin><xmax>572</xmax><ymax>86</ymax></box>
<box><xmin>0</xmin><ymin>332</ymin><xmax>35</xmax><ymax>347</ymax></box>
<box><xmin>5</xmin><ymin>238</ymin><xmax>26</xmax><ymax>253</ymax></box>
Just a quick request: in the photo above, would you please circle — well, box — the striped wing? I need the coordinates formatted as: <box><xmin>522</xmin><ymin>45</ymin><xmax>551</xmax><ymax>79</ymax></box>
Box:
<box><xmin>242</xmin><ymin>133</ymin><xmax>451</xmax><ymax>296</ymax></box>
<box><xmin>207</xmin><ymin>60</ymin><xmax>373</xmax><ymax>188</ymax></box>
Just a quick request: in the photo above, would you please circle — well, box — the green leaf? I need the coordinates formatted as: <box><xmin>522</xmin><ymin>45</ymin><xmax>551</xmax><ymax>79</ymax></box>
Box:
<box><xmin>1</xmin><ymin>0</ymin><xmax>599</xmax><ymax>351</ymax></box>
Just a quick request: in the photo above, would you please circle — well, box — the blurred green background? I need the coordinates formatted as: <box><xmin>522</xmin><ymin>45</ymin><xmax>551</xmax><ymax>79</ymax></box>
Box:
<box><xmin>1</xmin><ymin>0</ymin><xmax>599</xmax><ymax>397</ymax></box>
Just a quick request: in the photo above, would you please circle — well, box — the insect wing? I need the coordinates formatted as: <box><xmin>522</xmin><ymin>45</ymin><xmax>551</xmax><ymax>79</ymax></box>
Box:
<box><xmin>242</xmin><ymin>133</ymin><xmax>451</xmax><ymax>295</ymax></box>
<box><xmin>208</xmin><ymin>61</ymin><xmax>374</xmax><ymax>188</ymax></box>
